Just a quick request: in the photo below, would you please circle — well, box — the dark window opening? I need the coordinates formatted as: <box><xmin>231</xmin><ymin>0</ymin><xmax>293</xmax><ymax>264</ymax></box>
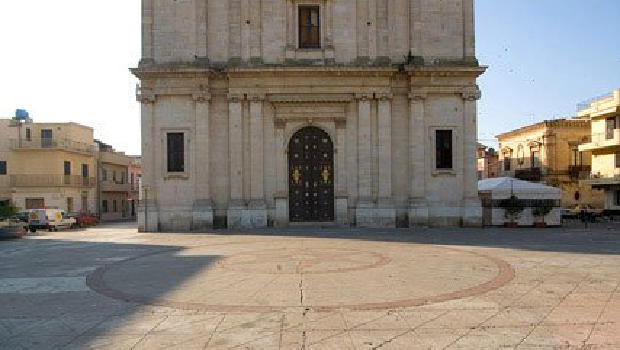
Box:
<box><xmin>299</xmin><ymin>6</ymin><xmax>320</xmax><ymax>49</ymax></box>
<box><xmin>0</xmin><ymin>161</ymin><xmax>6</xmax><ymax>175</ymax></box>
<box><xmin>25</xmin><ymin>128</ymin><xmax>31</xmax><ymax>141</ymax></box>
<box><xmin>606</xmin><ymin>117</ymin><xmax>616</xmax><ymax>140</ymax></box>
<box><xmin>102</xmin><ymin>200</ymin><xmax>108</xmax><ymax>213</ymax></box>
<box><xmin>64</xmin><ymin>161</ymin><xmax>71</xmax><ymax>176</ymax></box>
<box><xmin>167</xmin><ymin>133</ymin><xmax>185</xmax><ymax>172</ymax></box>
<box><xmin>435</xmin><ymin>130</ymin><xmax>453</xmax><ymax>169</ymax></box>
<box><xmin>82</xmin><ymin>164</ymin><xmax>89</xmax><ymax>177</ymax></box>
<box><xmin>504</xmin><ymin>158</ymin><xmax>511</xmax><ymax>172</ymax></box>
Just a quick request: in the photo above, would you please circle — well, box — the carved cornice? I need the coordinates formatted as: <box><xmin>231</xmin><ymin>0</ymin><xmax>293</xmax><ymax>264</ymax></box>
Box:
<box><xmin>227</xmin><ymin>66</ymin><xmax>398</xmax><ymax>78</ymax></box>
<box><xmin>268</xmin><ymin>94</ymin><xmax>353</xmax><ymax>104</ymax></box>
<box><xmin>227</xmin><ymin>93</ymin><xmax>245</xmax><ymax>103</ymax></box>
<box><xmin>408</xmin><ymin>92</ymin><xmax>427</xmax><ymax>103</ymax></box>
<box><xmin>192</xmin><ymin>91</ymin><xmax>211</xmax><ymax>103</ymax></box>
<box><xmin>376</xmin><ymin>93</ymin><xmax>393</xmax><ymax>101</ymax></box>
<box><xmin>247</xmin><ymin>93</ymin><xmax>266</xmax><ymax>102</ymax></box>
<box><xmin>355</xmin><ymin>93</ymin><xmax>373</xmax><ymax>101</ymax></box>
<box><xmin>461</xmin><ymin>90</ymin><xmax>482</xmax><ymax>101</ymax></box>
<box><xmin>406</xmin><ymin>66</ymin><xmax>487</xmax><ymax>78</ymax></box>
<box><xmin>136</xmin><ymin>91</ymin><xmax>156</xmax><ymax>104</ymax></box>
<box><xmin>130</xmin><ymin>66</ymin><xmax>214</xmax><ymax>80</ymax></box>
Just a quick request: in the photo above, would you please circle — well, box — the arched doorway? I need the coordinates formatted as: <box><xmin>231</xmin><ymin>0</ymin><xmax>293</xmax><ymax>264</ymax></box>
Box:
<box><xmin>288</xmin><ymin>126</ymin><xmax>334</xmax><ymax>222</ymax></box>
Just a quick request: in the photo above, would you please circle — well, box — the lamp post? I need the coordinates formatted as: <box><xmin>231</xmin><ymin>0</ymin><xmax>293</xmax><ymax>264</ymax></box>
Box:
<box><xmin>142</xmin><ymin>186</ymin><xmax>150</xmax><ymax>232</ymax></box>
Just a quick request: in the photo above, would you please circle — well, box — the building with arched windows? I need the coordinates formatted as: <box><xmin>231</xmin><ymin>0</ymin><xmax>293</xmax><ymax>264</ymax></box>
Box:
<box><xmin>133</xmin><ymin>0</ymin><xmax>485</xmax><ymax>231</ymax></box>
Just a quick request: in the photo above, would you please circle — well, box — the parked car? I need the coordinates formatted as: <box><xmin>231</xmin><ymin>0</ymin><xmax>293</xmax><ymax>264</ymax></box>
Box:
<box><xmin>69</xmin><ymin>212</ymin><xmax>99</xmax><ymax>227</ymax></box>
<box><xmin>27</xmin><ymin>209</ymin><xmax>77</xmax><ymax>233</ymax></box>
<box><xmin>0</xmin><ymin>218</ymin><xmax>26</xmax><ymax>238</ymax></box>
<box><xmin>570</xmin><ymin>204</ymin><xmax>603</xmax><ymax>222</ymax></box>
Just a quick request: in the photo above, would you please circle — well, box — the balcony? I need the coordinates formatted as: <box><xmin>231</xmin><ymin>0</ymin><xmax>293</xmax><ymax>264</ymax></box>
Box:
<box><xmin>581</xmin><ymin>169</ymin><xmax>620</xmax><ymax>188</ymax></box>
<box><xmin>514</xmin><ymin>167</ymin><xmax>542</xmax><ymax>182</ymax></box>
<box><xmin>579</xmin><ymin>130</ymin><xmax>620</xmax><ymax>151</ymax></box>
<box><xmin>101</xmin><ymin>180</ymin><xmax>130</xmax><ymax>193</ymax></box>
<box><xmin>568</xmin><ymin>165</ymin><xmax>591</xmax><ymax>180</ymax></box>
<box><xmin>10</xmin><ymin>174</ymin><xmax>96</xmax><ymax>188</ymax></box>
<box><xmin>10</xmin><ymin>138</ymin><xmax>94</xmax><ymax>155</ymax></box>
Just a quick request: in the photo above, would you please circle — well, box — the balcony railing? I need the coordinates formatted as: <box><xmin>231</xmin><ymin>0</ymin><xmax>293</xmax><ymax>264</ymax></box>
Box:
<box><xmin>101</xmin><ymin>180</ymin><xmax>131</xmax><ymax>192</ymax></box>
<box><xmin>568</xmin><ymin>165</ymin><xmax>591</xmax><ymax>180</ymax></box>
<box><xmin>10</xmin><ymin>174</ymin><xmax>96</xmax><ymax>188</ymax></box>
<box><xmin>578</xmin><ymin>130</ymin><xmax>620</xmax><ymax>151</ymax></box>
<box><xmin>10</xmin><ymin>138</ymin><xmax>94</xmax><ymax>155</ymax></box>
<box><xmin>514</xmin><ymin>167</ymin><xmax>542</xmax><ymax>182</ymax></box>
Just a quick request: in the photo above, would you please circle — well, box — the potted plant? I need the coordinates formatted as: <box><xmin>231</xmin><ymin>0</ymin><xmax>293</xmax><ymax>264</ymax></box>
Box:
<box><xmin>532</xmin><ymin>200</ymin><xmax>555</xmax><ymax>228</ymax></box>
<box><xmin>499</xmin><ymin>195</ymin><xmax>525</xmax><ymax>227</ymax></box>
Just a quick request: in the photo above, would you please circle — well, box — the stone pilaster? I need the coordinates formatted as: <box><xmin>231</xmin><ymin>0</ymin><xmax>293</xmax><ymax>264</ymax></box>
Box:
<box><xmin>227</xmin><ymin>93</ymin><xmax>245</xmax><ymax>228</ymax></box>
<box><xmin>376</xmin><ymin>93</ymin><xmax>396</xmax><ymax>226</ymax></box>
<box><xmin>356</xmin><ymin>93</ymin><xmax>373</xmax><ymax>202</ymax></box>
<box><xmin>463</xmin><ymin>0</ymin><xmax>475</xmax><ymax>60</ymax></box>
<box><xmin>335</xmin><ymin>119</ymin><xmax>348</xmax><ymax>225</ymax></box>
<box><xmin>245</xmin><ymin>93</ymin><xmax>268</xmax><ymax>227</ymax></box>
<box><xmin>241</xmin><ymin>0</ymin><xmax>251</xmax><ymax>62</ymax></box>
<box><xmin>368</xmin><ymin>0</ymin><xmax>377</xmax><ymax>60</ymax></box>
<box><xmin>461</xmin><ymin>90</ymin><xmax>483</xmax><ymax>227</ymax></box>
<box><xmin>408</xmin><ymin>92</ymin><xmax>429</xmax><ymax>227</ymax></box>
<box><xmin>192</xmin><ymin>91</ymin><xmax>213</xmax><ymax>230</ymax></box>
<box><xmin>274</xmin><ymin>119</ymin><xmax>288</xmax><ymax>227</ymax></box>
<box><xmin>137</xmin><ymin>90</ymin><xmax>157</xmax><ymax>232</ymax></box>
<box><xmin>195</xmin><ymin>0</ymin><xmax>208</xmax><ymax>60</ymax></box>
<box><xmin>140</xmin><ymin>0</ymin><xmax>154</xmax><ymax>65</ymax></box>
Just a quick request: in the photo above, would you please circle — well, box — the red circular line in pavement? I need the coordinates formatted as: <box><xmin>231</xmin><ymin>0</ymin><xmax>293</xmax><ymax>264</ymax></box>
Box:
<box><xmin>86</xmin><ymin>245</ymin><xmax>515</xmax><ymax>313</ymax></box>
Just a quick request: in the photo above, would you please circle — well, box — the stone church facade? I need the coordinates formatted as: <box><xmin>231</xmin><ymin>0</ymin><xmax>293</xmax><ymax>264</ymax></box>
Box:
<box><xmin>133</xmin><ymin>0</ymin><xmax>485</xmax><ymax>231</ymax></box>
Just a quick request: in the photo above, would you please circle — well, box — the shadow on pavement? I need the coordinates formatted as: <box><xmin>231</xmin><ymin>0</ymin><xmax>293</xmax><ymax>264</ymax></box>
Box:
<box><xmin>0</xmin><ymin>236</ymin><xmax>221</xmax><ymax>349</ymax></box>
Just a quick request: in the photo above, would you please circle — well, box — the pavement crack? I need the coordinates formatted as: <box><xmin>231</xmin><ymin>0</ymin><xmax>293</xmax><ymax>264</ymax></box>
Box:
<box><xmin>203</xmin><ymin>314</ymin><xmax>225</xmax><ymax>349</ymax></box>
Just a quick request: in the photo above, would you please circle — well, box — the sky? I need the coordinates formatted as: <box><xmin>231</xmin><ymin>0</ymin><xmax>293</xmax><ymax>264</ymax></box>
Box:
<box><xmin>1</xmin><ymin>1</ymin><xmax>619</xmax><ymax>155</ymax></box>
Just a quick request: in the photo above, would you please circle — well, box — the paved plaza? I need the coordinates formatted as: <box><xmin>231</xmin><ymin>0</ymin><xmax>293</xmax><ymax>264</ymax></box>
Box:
<box><xmin>0</xmin><ymin>223</ymin><xmax>619</xmax><ymax>349</ymax></box>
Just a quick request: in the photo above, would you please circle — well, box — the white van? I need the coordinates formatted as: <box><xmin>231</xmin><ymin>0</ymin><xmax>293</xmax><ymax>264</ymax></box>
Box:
<box><xmin>27</xmin><ymin>209</ymin><xmax>77</xmax><ymax>233</ymax></box>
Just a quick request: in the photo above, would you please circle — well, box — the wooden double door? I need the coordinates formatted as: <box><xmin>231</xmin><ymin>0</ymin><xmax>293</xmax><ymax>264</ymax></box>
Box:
<box><xmin>288</xmin><ymin>126</ymin><xmax>334</xmax><ymax>222</ymax></box>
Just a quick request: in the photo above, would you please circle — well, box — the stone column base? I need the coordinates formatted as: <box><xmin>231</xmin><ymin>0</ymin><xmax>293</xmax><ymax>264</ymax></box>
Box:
<box><xmin>138</xmin><ymin>201</ymin><xmax>159</xmax><ymax>232</ymax></box>
<box><xmin>228</xmin><ymin>202</ymin><xmax>269</xmax><ymax>229</ymax></box>
<box><xmin>356</xmin><ymin>201</ymin><xmax>396</xmax><ymax>228</ymax></box>
<box><xmin>275</xmin><ymin>197</ymin><xmax>288</xmax><ymax>227</ymax></box>
<box><xmin>191</xmin><ymin>201</ymin><xmax>213</xmax><ymax>231</ymax></box>
<box><xmin>336</xmin><ymin>196</ymin><xmax>349</xmax><ymax>226</ymax></box>
<box><xmin>409</xmin><ymin>200</ymin><xmax>429</xmax><ymax>228</ymax></box>
<box><xmin>461</xmin><ymin>197</ymin><xmax>483</xmax><ymax>227</ymax></box>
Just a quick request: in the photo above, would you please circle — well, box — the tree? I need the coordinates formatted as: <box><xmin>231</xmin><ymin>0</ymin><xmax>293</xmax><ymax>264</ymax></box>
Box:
<box><xmin>498</xmin><ymin>195</ymin><xmax>525</xmax><ymax>224</ymax></box>
<box><xmin>532</xmin><ymin>200</ymin><xmax>555</xmax><ymax>223</ymax></box>
<box><xmin>0</xmin><ymin>201</ymin><xmax>19</xmax><ymax>219</ymax></box>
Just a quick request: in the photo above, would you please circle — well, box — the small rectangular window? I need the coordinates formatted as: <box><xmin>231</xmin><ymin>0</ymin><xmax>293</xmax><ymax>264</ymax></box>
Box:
<box><xmin>504</xmin><ymin>158</ymin><xmax>511</xmax><ymax>171</ymax></box>
<box><xmin>102</xmin><ymin>200</ymin><xmax>108</xmax><ymax>213</ymax></box>
<box><xmin>102</xmin><ymin>169</ymin><xmax>107</xmax><ymax>182</ymax></box>
<box><xmin>112</xmin><ymin>171</ymin><xmax>117</xmax><ymax>181</ymax></box>
<box><xmin>167</xmin><ymin>133</ymin><xmax>185</xmax><ymax>172</ymax></box>
<box><xmin>616</xmin><ymin>152</ymin><xmax>620</xmax><ymax>169</ymax></box>
<box><xmin>25</xmin><ymin>128</ymin><xmax>31</xmax><ymax>141</ymax></box>
<box><xmin>606</xmin><ymin>117</ymin><xmax>616</xmax><ymax>140</ymax></box>
<box><xmin>64</xmin><ymin>161</ymin><xmax>71</xmax><ymax>176</ymax></box>
<box><xmin>299</xmin><ymin>6</ymin><xmax>320</xmax><ymax>49</ymax></box>
<box><xmin>435</xmin><ymin>130</ymin><xmax>453</xmax><ymax>169</ymax></box>
<box><xmin>82</xmin><ymin>164</ymin><xmax>89</xmax><ymax>178</ymax></box>
<box><xmin>113</xmin><ymin>200</ymin><xmax>117</xmax><ymax>212</ymax></box>
<box><xmin>0</xmin><ymin>161</ymin><xmax>6</xmax><ymax>175</ymax></box>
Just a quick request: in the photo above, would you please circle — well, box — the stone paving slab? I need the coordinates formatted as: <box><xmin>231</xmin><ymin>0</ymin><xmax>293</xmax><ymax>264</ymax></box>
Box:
<box><xmin>0</xmin><ymin>223</ymin><xmax>619</xmax><ymax>349</ymax></box>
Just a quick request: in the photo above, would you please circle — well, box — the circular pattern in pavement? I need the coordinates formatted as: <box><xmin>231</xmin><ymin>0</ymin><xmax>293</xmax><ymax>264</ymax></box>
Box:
<box><xmin>87</xmin><ymin>239</ymin><xmax>515</xmax><ymax>312</ymax></box>
<box><xmin>218</xmin><ymin>248</ymin><xmax>390</xmax><ymax>274</ymax></box>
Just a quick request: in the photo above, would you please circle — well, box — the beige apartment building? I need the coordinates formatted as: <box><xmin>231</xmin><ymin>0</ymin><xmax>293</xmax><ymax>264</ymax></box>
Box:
<box><xmin>0</xmin><ymin>119</ymin><xmax>97</xmax><ymax>213</ymax></box>
<box><xmin>497</xmin><ymin>119</ymin><xmax>603</xmax><ymax>209</ymax></box>
<box><xmin>134</xmin><ymin>0</ymin><xmax>485</xmax><ymax>231</ymax></box>
<box><xmin>96</xmin><ymin>141</ymin><xmax>140</xmax><ymax>221</ymax></box>
<box><xmin>578</xmin><ymin>89</ymin><xmax>620</xmax><ymax>210</ymax></box>
<box><xmin>477</xmin><ymin>143</ymin><xmax>499</xmax><ymax>180</ymax></box>
<box><xmin>0</xmin><ymin>118</ymin><xmax>140</xmax><ymax>221</ymax></box>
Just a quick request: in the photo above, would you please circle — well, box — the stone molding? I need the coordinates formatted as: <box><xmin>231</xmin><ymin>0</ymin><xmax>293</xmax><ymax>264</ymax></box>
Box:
<box><xmin>355</xmin><ymin>93</ymin><xmax>373</xmax><ymax>101</ymax></box>
<box><xmin>376</xmin><ymin>93</ymin><xmax>393</xmax><ymax>101</ymax></box>
<box><xmin>192</xmin><ymin>91</ymin><xmax>212</xmax><ymax>103</ymax></box>
<box><xmin>136</xmin><ymin>91</ymin><xmax>156</xmax><ymax>104</ymax></box>
<box><xmin>247</xmin><ymin>93</ymin><xmax>267</xmax><ymax>102</ymax></box>
<box><xmin>227</xmin><ymin>93</ymin><xmax>245</xmax><ymax>103</ymax></box>
<box><xmin>268</xmin><ymin>94</ymin><xmax>353</xmax><ymax>104</ymax></box>
<box><xmin>461</xmin><ymin>90</ymin><xmax>482</xmax><ymax>101</ymax></box>
<box><xmin>408</xmin><ymin>92</ymin><xmax>427</xmax><ymax>103</ymax></box>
